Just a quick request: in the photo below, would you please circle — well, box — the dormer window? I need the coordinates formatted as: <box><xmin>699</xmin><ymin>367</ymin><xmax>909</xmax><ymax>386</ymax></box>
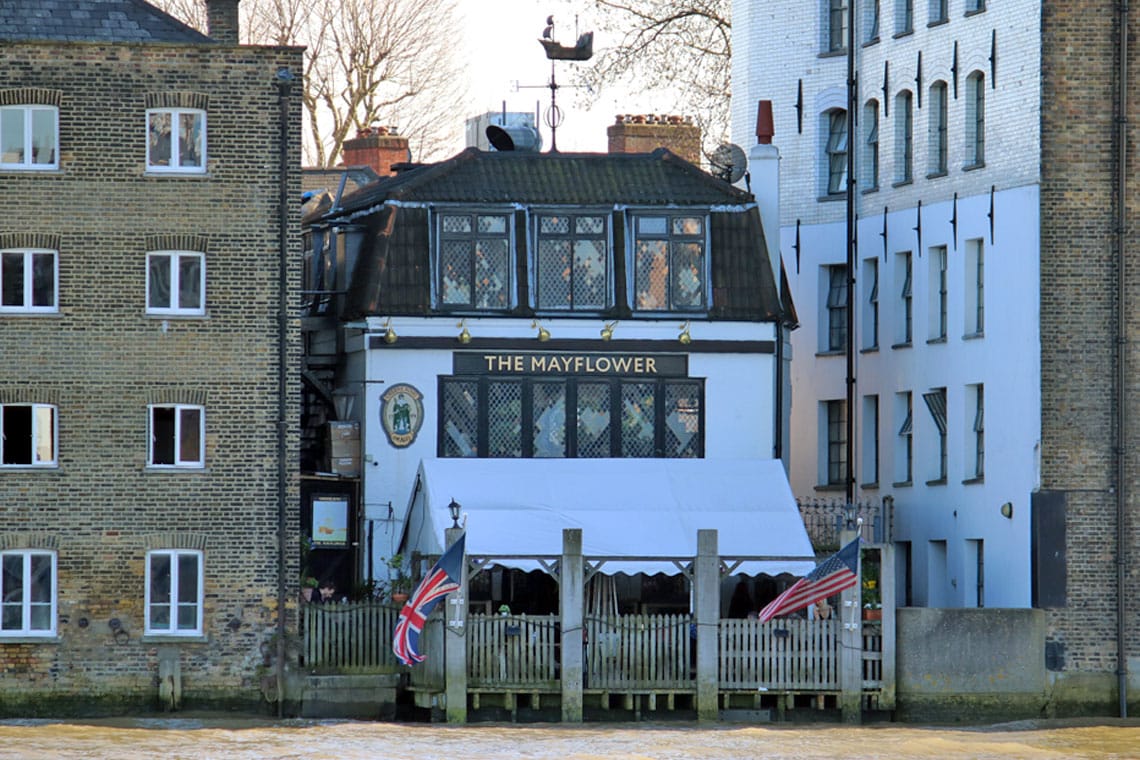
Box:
<box><xmin>534</xmin><ymin>212</ymin><xmax>610</xmax><ymax>311</ymax></box>
<box><xmin>438</xmin><ymin>211</ymin><xmax>511</xmax><ymax>310</ymax></box>
<box><xmin>632</xmin><ymin>214</ymin><xmax>707</xmax><ymax>312</ymax></box>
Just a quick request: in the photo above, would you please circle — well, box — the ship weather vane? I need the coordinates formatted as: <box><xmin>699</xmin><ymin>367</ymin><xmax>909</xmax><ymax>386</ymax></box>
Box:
<box><xmin>516</xmin><ymin>14</ymin><xmax>594</xmax><ymax>152</ymax></box>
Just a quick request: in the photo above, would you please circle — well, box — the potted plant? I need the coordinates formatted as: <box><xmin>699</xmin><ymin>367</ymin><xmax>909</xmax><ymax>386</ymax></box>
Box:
<box><xmin>861</xmin><ymin>551</ymin><xmax>882</xmax><ymax>620</ymax></box>
<box><xmin>386</xmin><ymin>554</ymin><xmax>412</xmax><ymax>604</ymax></box>
<box><xmin>300</xmin><ymin>575</ymin><xmax>319</xmax><ymax>603</ymax></box>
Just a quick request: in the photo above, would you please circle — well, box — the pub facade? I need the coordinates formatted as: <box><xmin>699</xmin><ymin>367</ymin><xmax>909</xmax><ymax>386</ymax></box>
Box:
<box><xmin>300</xmin><ymin>145</ymin><xmax>793</xmax><ymax>593</ymax></box>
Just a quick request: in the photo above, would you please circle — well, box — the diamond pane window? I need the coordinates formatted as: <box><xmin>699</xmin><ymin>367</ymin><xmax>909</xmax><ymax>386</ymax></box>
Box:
<box><xmin>532</xmin><ymin>382</ymin><xmax>567</xmax><ymax>457</ymax></box>
<box><xmin>487</xmin><ymin>381</ymin><xmax>523</xmax><ymax>457</ymax></box>
<box><xmin>442</xmin><ymin>381</ymin><xmax>478</xmax><ymax>457</ymax></box>
<box><xmin>535</xmin><ymin>213</ymin><xmax>609</xmax><ymax>310</ymax></box>
<box><xmin>665</xmin><ymin>383</ymin><xmax>701</xmax><ymax>457</ymax></box>
<box><xmin>621</xmin><ymin>382</ymin><xmax>656</xmax><ymax>457</ymax></box>
<box><xmin>576</xmin><ymin>382</ymin><xmax>611</xmax><ymax>458</ymax></box>
<box><xmin>633</xmin><ymin>214</ymin><xmax>707</xmax><ymax>312</ymax></box>
<box><xmin>439</xmin><ymin>212</ymin><xmax>512</xmax><ymax>310</ymax></box>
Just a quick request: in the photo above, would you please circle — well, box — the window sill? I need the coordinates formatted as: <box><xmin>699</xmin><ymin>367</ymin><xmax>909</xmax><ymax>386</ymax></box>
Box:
<box><xmin>863</xmin><ymin>38</ymin><xmax>881</xmax><ymax>48</ymax></box>
<box><xmin>862</xmin><ymin>186</ymin><xmax>880</xmax><ymax>195</ymax></box>
<box><xmin>963</xmin><ymin>161</ymin><xmax>986</xmax><ymax>172</ymax></box>
<box><xmin>145</xmin><ymin>312</ymin><xmax>208</xmax><ymax>319</ymax></box>
<box><xmin>0</xmin><ymin>166</ymin><xmax>62</xmax><ymax>174</ymax></box>
<box><xmin>964</xmin><ymin>8</ymin><xmax>987</xmax><ymax>18</ymax></box>
<box><xmin>860</xmin><ymin>346</ymin><xmax>879</xmax><ymax>354</ymax></box>
<box><xmin>962</xmin><ymin>476</ymin><xmax>985</xmax><ymax>485</ymax></box>
<box><xmin>814</xmin><ymin>484</ymin><xmax>847</xmax><ymax>493</ymax></box>
<box><xmin>891</xmin><ymin>341</ymin><xmax>913</xmax><ymax>350</ymax></box>
<box><xmin>927</xmin><ymin>18</ymin><xmax>949</xmax><ymax>28</ymax></box>
<box><xmin>144</xmin><ymin>466</ymin><xmax>208</xmax><ymax>473</ymax></box>
<box><xmin>0</xmin><ymin>634</ymin><xmax>60</xmax><ymax>643</ymax></box>
<box><xmin>962</xmin><ymin>331</ymin><xmax>984</xmax><ymax>341</ymax></box>
<box><xmin>860</xmin><ymin>482</ymin><xmax>880</xmax><ymax>491</ymax></box>
<box><xmin>0</xmin><ymin>310</ymin><xmax>61</xmax><ymax>317</ymax></box>
<box><xmin>926</xmin><ymin>336</ymin><xmax>947</xmax><ymax>345</ymax></box>
<box><xmin>142</xmin><ymin>634</ymin><xmax>208</xmax><ymax>644</ymax></box>
<box><xmin>893</xmin><ymin>30</ymin><xmax>914</xmax><ymax>40</ymax></box>
<box><xmin>892</xmin><ymin>179</ymin><xmax>913</xmax><ymax>189</ymax></box>
<box><xmin>818</xmin><ymin>49</ymin><xmax>848</xmax><ymax>59</ymax></box>
<box><xmin>816</xmin><ymin>349</ymin><xmax>846</xmax><ymax>357</ymax></box>
<box><xmin>892</xmin><ymin>480</ymin><xmax>913</xmax><ymax>488</ymax></box>
<box><xmin>0</xmin><ymin>464</ymin><xmax>60</xmax><ymax>471</ymax></box>
<box><xmin>926</xmin><ymin>170</ymin><xmax>948</xmax><ymax>180</ymax></box>
<box><xmin>817</xmin><ymin>193</ymin><xmax>848</xmax><ymax>203</ymax></box>
<box><xmin>925</xmin><ymin>477</ymin><xmax>948</xmax><ymax>486</ymax></box>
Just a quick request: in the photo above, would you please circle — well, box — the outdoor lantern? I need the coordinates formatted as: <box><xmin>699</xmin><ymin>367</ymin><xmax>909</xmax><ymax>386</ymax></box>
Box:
<box><xmin>532</xmin><ymin>319</ymin><xmax>551</xmax><ymax>342</ymax></box>
<box><xmin>457</xmin><ymin>319</ymin><xmax>471</xmax><ymax>344</ymax></box>
<box><xmin>601</xmin><ymin>320</ymin><xmax>617</xmax><ymax>341</ymax></box>
<box><xmin>448</xmin><ymin>498</ymin><xmax>462</xmax><ymax>528</ymax></box>
<box><xmin>678</xmin><ymin>320</ymin><xmax>692</xmax><ymax>345</ymax></box>
<box><xmin>383</xmin><ymin>317</ymin><xmax>397</xmax><ymax>344</ymax></box>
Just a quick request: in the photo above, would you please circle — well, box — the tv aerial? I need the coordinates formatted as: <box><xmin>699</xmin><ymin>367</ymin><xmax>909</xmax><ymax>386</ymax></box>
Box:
<box><xmin>513</xmin><ymin>15</ymin><xmax>594</xmax><ymax>152</ymax></box>
<box><xmin>710</xmin><ymin>143</ymin><xmax>748</xmax><ymax>184</ymax></box>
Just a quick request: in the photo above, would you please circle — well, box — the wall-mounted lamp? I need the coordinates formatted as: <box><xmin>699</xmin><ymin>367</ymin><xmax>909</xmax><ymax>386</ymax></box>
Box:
<box><xmin>1000</xmin><ymin>501</ymin><xmax>1013</xmax><ymax>519</ymax></box>
<box><xmin>678</xmin><ymin>320</ymin><xmax>692</xmax><ymax>345</ymax></box>
<box><xmin>448</xmin><ymin>498</ymin><xmax>462</xmax><ymax>529</ymax></box>
<box><xmin>532</xmin><ymin>319</ymin><xmax>551</xmax><ymax>342</ymax></box>
<box><xmin>457</xmin><ymin>319</ymin><xmax>471</xmax><ymax>344</ymax></box>
<box><xmin>383</xmin><ymin>317</ymin><xmax>397</xmax><ymax>344</ymax></box>
<box><xmin>601</xmin><ymin>320</ymin><xmax>617</xmax><ymax>341</ymax></box>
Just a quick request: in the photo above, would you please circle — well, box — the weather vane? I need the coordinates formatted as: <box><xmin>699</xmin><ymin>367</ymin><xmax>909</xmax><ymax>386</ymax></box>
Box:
<box><xmin>517</xmin><ymin>15</ymin><xmax>594</xmax><ymax>152</ymax></box>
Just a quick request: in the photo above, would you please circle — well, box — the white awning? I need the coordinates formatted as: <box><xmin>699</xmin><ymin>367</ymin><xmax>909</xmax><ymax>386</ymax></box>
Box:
<box><xmin>400</xmin><ymin>458</ymin><xmax>816</xmax><ymax>577</ymax></box>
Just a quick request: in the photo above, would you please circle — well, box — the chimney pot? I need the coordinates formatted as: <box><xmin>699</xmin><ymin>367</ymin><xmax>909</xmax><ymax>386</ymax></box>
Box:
<box><xmin>756</xmin><ymin>100</ymin><xmax>775</xmax><ymax>145</ymax></box>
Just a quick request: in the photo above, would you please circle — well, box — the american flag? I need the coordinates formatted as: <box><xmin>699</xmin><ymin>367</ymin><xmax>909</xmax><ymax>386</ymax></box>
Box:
<box><xmin>392</xmin><ymin>533</ymin><xmax>465</xmax><ymax>667</ymax></box>
<box><xmin>757</xmin><ymin>536</ymin><xmax>861</xmax><ymax>623</ymax></box>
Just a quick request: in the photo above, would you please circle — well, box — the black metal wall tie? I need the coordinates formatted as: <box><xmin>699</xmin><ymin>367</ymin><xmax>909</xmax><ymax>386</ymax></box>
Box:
<box><xmin>881</xmin><ymin>206</ymin><xmax>889</xmax><ymax>259</ymax></box>
<box><xmin>952</xmin><ymin>41</ymin><xmax>959</xmax><ymax>99</ymax></box>
<box><xmin>883</xmin><ymin>62</ymin><xmax>890</xmax><ymax>117</ymax></box>
<box><xmin>990</xmin><ymin>30</ymin><xmax>997</xmax><ymax>88</ymax></box>
<box><xmin>796</xmin><ymin>79</ymin><xmax>804</xmax><ymax>134</ymax></box>
<box><xmin>988</xmin><ymin>185</ymin><xmax>996</xmax><ymax>244</ymax></box>
<box><xmin>914</xmin><ymin>200</ymin><xmax>923</xmax><ymax>253</ymax></box>
<box><xmin>916</xmin><ymin>51</ymin><xmax>923</xmax><ymax>108</ymax></box>
<box><xmin>951</xmin><ymin>193</ymin><xmax>959</xmax><ymax>251</ymax></box>
<box><xmin>794</xmin><ymin>219</ymin><xmax>802</xmax><ymax>273</ymax></box>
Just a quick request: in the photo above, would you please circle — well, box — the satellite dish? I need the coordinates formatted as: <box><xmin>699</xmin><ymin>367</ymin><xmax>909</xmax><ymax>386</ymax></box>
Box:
<box><xmin>486</xmin><ymin>124</ymin><xmax>543</xmax><ymax>152</ymax></box>
<box><xmin>710</xmin><ymin>143</ymin><xmax>748</xmax><ymax>184</ymax></box>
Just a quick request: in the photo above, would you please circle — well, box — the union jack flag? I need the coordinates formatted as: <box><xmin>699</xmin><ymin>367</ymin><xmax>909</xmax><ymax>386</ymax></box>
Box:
<box><xmin>757</xmin><ymin>536</ymin><xmax>861</xmax><ymax>623</ymax></box>
<box><xmin>392</xmin><ymin>533</ymin><xmax>465</xmax><ymax>666</ymax></box>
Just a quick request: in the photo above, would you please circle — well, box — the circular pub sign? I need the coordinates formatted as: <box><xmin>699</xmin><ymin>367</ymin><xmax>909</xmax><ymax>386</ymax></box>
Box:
<box><xmin>380</xmin><ymin>383</ymin><xmax>424</xmax><ymax>448</ymax></box>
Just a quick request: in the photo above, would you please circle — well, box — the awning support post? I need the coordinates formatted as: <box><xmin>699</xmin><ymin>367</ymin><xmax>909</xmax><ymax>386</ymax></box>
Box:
<box><xmin>560</xmin><ymin>528</ymin><xmax>584</xmax><ymax>722</ymax></box>
<box><xmin>695</xmin><ymin>529</ymin><xmax>720</xmax><ymax>721</ymax></box>
<box><xmin>444</xmin><ymin>526</ymin><xmax>468</xmax><ymax>724</ymax></box>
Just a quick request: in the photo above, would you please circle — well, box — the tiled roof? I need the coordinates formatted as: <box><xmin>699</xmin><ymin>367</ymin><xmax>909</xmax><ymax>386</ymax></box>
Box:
<box><xmin>0</xmin><ymin>0</ymin><xmax>211</xmax><ymax>43</ymax></box>
<box><xmin>333</xmin><ymin>147</ymin><xmax>755</xmax><ymax>215</ymax></box>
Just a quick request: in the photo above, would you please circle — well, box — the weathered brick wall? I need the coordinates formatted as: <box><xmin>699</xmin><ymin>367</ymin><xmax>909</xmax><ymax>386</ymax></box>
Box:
<box><xmin>0</xmin><ymin>40</ymin><xmax>303</xmax><ymax>713</ymax></box>
<box><xmin>1040</xmin><ymin>0</ymin><xmax>1139</xmax><ymax>704</ymax></box>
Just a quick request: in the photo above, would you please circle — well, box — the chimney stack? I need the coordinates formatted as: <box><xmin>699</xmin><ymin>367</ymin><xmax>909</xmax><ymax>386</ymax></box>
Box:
<box><xmin>749</xmin><ymin>100</ymin><xmax>780</xmax><ymax>280</ymax></box>
<box><xmin>340</xmin><ymin>126</ymin><xmax>412</xmax><ymax>177</ymax></box>
<box><xmin>607</xmin><ymin>114</ymin><xmax>701</xmax><ymax>165</ymax></box>
<box><xmin>206</xmin><ymin>0</ymin><xmax>241</xmax><ymax>45</ymax></box>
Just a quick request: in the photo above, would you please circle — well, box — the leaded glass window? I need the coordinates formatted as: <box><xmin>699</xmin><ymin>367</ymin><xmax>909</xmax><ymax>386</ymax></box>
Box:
<box><xmin>632</xmin><ymin>215</ymin><xmax>707</xmax><ymax>312</ymax></box>
<box><xmin>442</xmin><ymin>381</ymin><xmax>478</xmax><ymax>457</ymax></box>
<box><xmin>535</xmin><ymin>213</ymin><xmax>609</xmax><ymax>310</ymax></box>
<box><xmin>576</xmin><ymin>382</ymin><xmax>612</xmax><ymax>458</ymax></box>
<box><xmin>439</xmin><ymin>212</ymin><xmax>511</xmax><ymax>310</ymax></box>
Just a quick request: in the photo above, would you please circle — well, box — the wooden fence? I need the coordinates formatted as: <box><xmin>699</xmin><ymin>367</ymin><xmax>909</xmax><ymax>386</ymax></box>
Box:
<box><xmin>718</xmin><ymin>617</ymin><xmax>839</xmax><ymax>691</ymax></box>
<box><xmin>584</xmin><ymin>614</ymin><xmax>693</xmax><ymax>690</ymax></box>
<box><xmin>467</xmin><ymin>614</ymin><xmax>560</xmax><ymax>690</ymax></box>
<box><xmin>302</xmin><ymin>601</ymin><xmax>400</xmax><ymax>672</ymax></box>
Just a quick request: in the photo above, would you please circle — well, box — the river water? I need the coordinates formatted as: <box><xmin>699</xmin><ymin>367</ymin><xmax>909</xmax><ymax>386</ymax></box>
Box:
<box><xmin>3</xmin><ymin>717</ymin><xmax>1140</xmax><ymax>760</ymax></box>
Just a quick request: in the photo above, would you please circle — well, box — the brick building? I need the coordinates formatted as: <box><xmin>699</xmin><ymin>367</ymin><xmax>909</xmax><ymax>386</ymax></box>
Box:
<box><xmin>735</xmin><ymin>0</ymin><xmax>1138</xmax><ymax>715</ymax></box>
<box><xmin>0</xmin><ymin>0</ymin><xmax>303</xmax><ymax>714</ymax></box>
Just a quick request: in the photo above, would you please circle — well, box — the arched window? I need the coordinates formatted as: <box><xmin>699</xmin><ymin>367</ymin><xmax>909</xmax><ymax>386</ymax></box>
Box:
<box><xmin>965</xmin><ymin>72</ymin><xmax>986</xmax><ymax>167</ymax></box>
<box><xmin>928</xmin><ymin>81</ymin><xmax>948</xmax><ymax>175</ymax></box>
<box><xmin>894</xmin><ymin>90</ymin><xmax>913</xmax><ymax>183</ymax></box>
<box><xmin>824</xmin><ymin>108</ymin><xmax>848</xmax><ymax>195</ymax></box>
<box><xmin>864</xmin><ymin>100</ymin><xmax>880</xmax><ymax>190</ymax></box>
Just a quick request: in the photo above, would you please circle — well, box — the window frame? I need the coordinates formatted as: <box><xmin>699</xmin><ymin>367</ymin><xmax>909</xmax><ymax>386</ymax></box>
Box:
<box><xmin>865</xmin><ymin>0</ymin><xmax>881</xmax><ymax>43</ymax></box>
<box><xmin>435</xmin><ymin>208</ymin><xmax>515</xmax><ymax>312</ymax></box>
<box><xmin>896</xmin><ymin>251</ymin><xmax>913</xmax><ymax>346</ymax></box>
<box><xmin>862</xmin><ymin>394</ymin><xmax>880</xmax><ymax>486</ymax></box>
<box><xmin>965</xmin><ymin>72</ymin><xmax>986</xmax><ymax>167</ymax></box>
<box><xmin>148</xmin><ymin>404</ymin><xmax>205</xmax><ymax>469</ymax></box>
<box><xmin>146</xmin><ymin>250</ymin><xmax>206</xmax><ymax>316</ymax></box>
<box><xmin>826</xmin><ymin>264</ymin><xmax>849</xmax><ymax>351</ymax></box>
<box><xmin>0</xmin><ymin>105</ymin><xmax>59</xmax><ymax>171</ymax></box>
<box><xmin>928</xmin><ymin>81</ymin><xmax>949</xmax><ymax>176</ymax></box>
<box><xmin>828</xmin><ymin>0</ymin><xmax>850</xmax><ymax>52</ymax></box>
<box><xmin>895</xmin><ymin>0</ymin><xmax>914</xmax><ymax>35</ymax></box>
<box><xmin>863</xmin><ymin>256</ymin><xmax>879</xmax><ymax>349</ymax></box>
<box><xmin>0</xmin><ymin>248</ymin><xmax>58</xmax><ymax>313</ymax></box>
<box><xmin>895</xmin><ymin>91</ymin><xmax>914</xmax><ymax>184</ymax></box>
<box><xmin>928</xmin><ymin>0</ymin><xmax>948</xmax><ymax>24</ymax></box>
<box><xmin>439</xmin><ymin>375</ymin><xmax>705</xmax><ymax>459</ymax></box>
<box><xmin>923</xmin><ymin>387</ymin><xmax>948</xmax><ymax>482</ymax></box>
<box><xmin>864</xmin><ymin>100</ymin><xmax>880</xmax><ymax>191</ymax></box>
<box><xmin>531</xmin><ymin>209</ymin><xmax>613</xmax><ymax>313</ymax></box>
<box><xmin>0</xmin><ymin>549</ymin><xmax>57</xmax><ymax>637</ymax></box>
<box><xmin>0</xmin><ymin>403</ymin><xmax>57</xmax><ymax>468</ymax></box>
<box><xmin>965</xmin><ymin>238</ymin><xmax>985</xmax><ymax>335</ymax></box>
<box><xmin>825</xmin><ymin>399</ymin><xmax>848</xmax><ymax>486</ymax></box>
<box><xmin>929</xmin><ymin>245</ymin><xmax>948</xmax><ymax>341</ymax></box>
<box><xmin>896</xmin><ymin>391</ymin><xmax>914</xmax><ymax>484</ymax></box>
<box><xmin>144</xmin><ymin>549</ymin><xmax>204</xmax><ymax>637</ymax></box>
<box><xmin>146</xmin><ymin>108</ymin><xmax>207</xmax><ymax>174</ymax></box>
<box><xmin>629</xmin><ymin>212</ymin><xmax>710</xmax><ymax>313</ymax></box>
<box><xmin>825</xmin><ymin>109</ymin><xmax>849</xmax><ymax>196</ymax></box>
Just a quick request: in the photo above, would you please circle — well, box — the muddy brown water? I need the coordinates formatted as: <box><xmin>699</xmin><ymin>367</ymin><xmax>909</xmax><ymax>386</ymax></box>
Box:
<box><xmin>3</xmin><ymin>717</ymin><xmax>1140</xmax><ymax>759</ymax></box>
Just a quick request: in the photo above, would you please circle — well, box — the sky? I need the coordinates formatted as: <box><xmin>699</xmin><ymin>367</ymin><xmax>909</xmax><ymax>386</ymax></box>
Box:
<box><xmin>456</xmin><ymin>0</ymin><xmax>659</xmax><ymax>153</ymax></box>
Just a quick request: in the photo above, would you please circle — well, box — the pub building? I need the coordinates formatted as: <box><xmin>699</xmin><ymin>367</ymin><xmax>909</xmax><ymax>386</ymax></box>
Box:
<box><xmin>300</xmin><ymin>123</ymin><xmax>804</xmax><ymax>612</ymax></box>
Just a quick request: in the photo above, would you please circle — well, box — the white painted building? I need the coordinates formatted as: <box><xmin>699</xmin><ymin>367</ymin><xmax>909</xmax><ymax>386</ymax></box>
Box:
<box><xmin>731</xmin><ymin>0</ymin><xmax>1042</xmax><ymax>607</ymax></box>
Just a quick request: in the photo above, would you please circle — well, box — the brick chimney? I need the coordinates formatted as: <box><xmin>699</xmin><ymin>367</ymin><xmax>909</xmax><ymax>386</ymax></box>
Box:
<box><xmin>205</xmin><ymin>0</ymin><xmax>241</xmax><ymax>44</ymax></box>
<box><xmin>607</xmin><ymin>114</ymin><xmax>701</xmax><ymax>165</ymax></box>
<box><xmin>340</xmin><ymin>126</ymin><xmax>411</xmax><ymax>177</ymax></box>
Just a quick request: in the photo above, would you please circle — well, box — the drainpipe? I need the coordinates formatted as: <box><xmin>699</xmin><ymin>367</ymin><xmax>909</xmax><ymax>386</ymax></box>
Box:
<box><xmin>1114</xmin><ymin>0</ymin><xmax>1129</xmax><ymax>719</ymax></box>
<box><xmin>274</xmin><ymin>66</ymin><xmax>295</xmax><ymax>718</ymax></box>
<box><xmin>845</xmin><ymin>0</ymin><xmax>858</xmax><ymax>507</ymax></box>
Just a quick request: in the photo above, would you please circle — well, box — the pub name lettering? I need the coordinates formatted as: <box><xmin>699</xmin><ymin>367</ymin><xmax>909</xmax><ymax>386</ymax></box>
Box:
<box><xmin>482</xmin><ymin>354</ymin><xmax>659</xmax><ymax>375</ymax></box>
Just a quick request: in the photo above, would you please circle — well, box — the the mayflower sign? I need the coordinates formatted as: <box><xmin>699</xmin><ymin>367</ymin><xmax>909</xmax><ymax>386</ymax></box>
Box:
<box><xmin>453</xmin><ymin>352</ymin><xmax>687</xmax><ymax>377</ymax></box>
